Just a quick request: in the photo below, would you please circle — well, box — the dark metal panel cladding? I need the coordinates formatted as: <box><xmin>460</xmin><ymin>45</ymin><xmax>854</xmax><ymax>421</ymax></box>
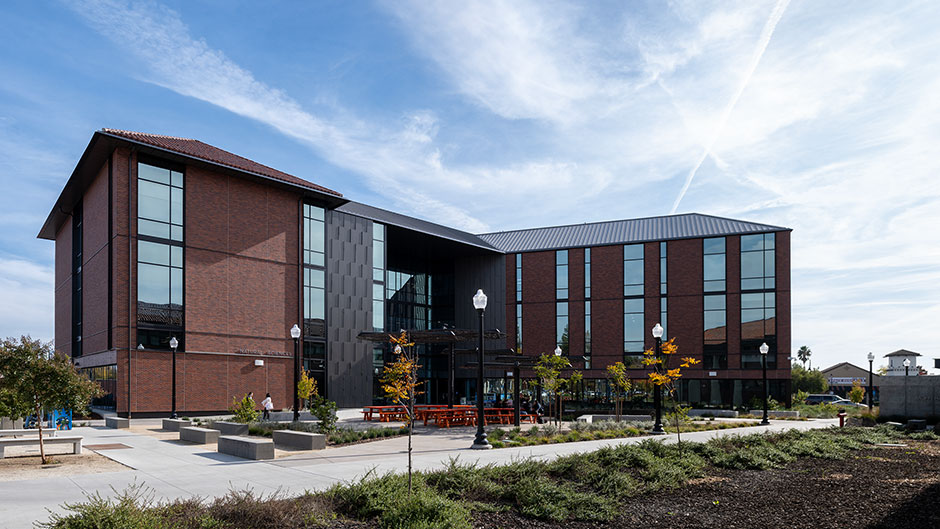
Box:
<box><xmin>477</xmin><ymin>213</ymin><xmax>791</xmax><ymax>253</ymax></box>
<box><xmin>454</xmin><ymin>253</ymin><xmax>507</xmax><ymax>372</ymax></box>
<box><xmin>326</xmin><ymin>209</ymin><xmax>373</xmax><ymax>407</ymax></box>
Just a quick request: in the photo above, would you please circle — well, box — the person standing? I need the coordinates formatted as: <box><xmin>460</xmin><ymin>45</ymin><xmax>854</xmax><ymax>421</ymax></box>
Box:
<box><xmin>261</xmin><ymin>393</ymin><xmax>273</xmax><ymax>421</ymax></box>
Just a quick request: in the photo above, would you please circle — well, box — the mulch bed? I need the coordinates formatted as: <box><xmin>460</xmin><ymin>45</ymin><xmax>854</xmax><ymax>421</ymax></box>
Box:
<box><xmin>473</xmin><ymin>441</ymin><xmax>940</xmax><ymax>529</ymax></box>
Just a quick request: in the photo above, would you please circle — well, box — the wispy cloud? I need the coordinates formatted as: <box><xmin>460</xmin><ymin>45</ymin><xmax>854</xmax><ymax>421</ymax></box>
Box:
<box><xmin>0</xmin><ymin>257</ymin><xmax>54</xmax><ymax>341</ymax></box>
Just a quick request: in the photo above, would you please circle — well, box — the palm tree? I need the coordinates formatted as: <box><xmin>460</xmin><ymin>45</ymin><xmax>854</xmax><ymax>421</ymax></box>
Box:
<box><xmin>797</xmin><ymin>345</ymin><xmax>812</xmax><ymax>369</ymax></box>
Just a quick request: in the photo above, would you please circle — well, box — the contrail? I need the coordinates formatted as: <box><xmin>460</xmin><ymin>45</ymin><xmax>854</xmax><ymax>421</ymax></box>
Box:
<box><xmin>670</xmin><ymin>0</ymin><xmax>790</xmax><ymax>214</ymax></box>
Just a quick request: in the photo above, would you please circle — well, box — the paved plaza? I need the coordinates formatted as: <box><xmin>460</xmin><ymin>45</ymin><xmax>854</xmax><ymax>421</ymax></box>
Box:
<box><xmin>0</xmin><ymin>413</ymin><xmax>838</xmax><ymax>528</ymax></box>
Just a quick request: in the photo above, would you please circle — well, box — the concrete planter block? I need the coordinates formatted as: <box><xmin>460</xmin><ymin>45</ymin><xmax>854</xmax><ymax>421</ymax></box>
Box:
<box><xmin>217</xmin><ymin>435</ymin><xmax>274</xmax><ymax>460</ymax></box>
<box><xmin>180</xmin><ymin>426</ymin><xmax>220</xmax><ymax>444</ymax></box>
<box><xmin>750</xmin><ymin>410</ymin><xmax>800</xmax><ymax>418</ymax></box>
<box><xmin>210</xmin><ymin>421</ymin><xmax>249</xmax><ymax>435</ymax></box>
<box><xmin>105</xmin><ymin>417</ymin><xmax>130</xmax><ymax>429</ymax></box>
<box><xmin>689</xmin><ymin>409</ymin><xmax>739</xmax><ymax>418</ymax></box>
<box><xmin>577</xmin><ymin>414</ymin><xmax>652</xmax><ymax>423</ymax></box>
<box><xmin>267</xmin><ymin>411</ymin><xmax>316</xmax><ymax>422</ymax></box>
<box><xmin>273</xmin><ymin>430</ymin><xmax>326</xmax><ymax>450</ymax></box>
<box><xmin>162</xmin><ymin>419</ymin><xmax>192</xmax><ymax>431</ymax></box>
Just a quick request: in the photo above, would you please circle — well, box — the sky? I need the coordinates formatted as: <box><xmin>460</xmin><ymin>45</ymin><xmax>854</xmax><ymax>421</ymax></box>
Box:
<box><xmin>1</xmin><ymin>0</ymin><xmax>938</xmax><ymax>373</ymax></box>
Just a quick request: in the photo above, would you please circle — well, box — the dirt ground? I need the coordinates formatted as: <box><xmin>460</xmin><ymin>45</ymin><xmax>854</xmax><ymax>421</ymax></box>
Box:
<box><xmin>0</xmin><ymin>444</ymin><xmax>128</xmax><ymax>482</ymax></box>
<box><xmin>473</xmin><ymin>441</ymin><xmax>940</xmax><ymax>529</ymax></box>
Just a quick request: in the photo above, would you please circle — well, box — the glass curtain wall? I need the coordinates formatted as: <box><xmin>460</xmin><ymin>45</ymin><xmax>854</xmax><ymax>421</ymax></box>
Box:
<box><xmin>302</xmin><ymin>204</ymin><xmax>326</xmax><ymax>392</ymax></box>
<box><xmin>623</xmin><ymin>244</ymin><xmax>644</xmax><ymax>367</ymax></box>
<box><xmin>556</xmin><ymin>250</ymin><xmax>569</xmax><ymax>354</ymax></box>
<box><xmin>703</xmin><ymin>237</ymin><xmax>726</xmax><ymax>369</ymax></box>
<box><xmin>741</xmin><ymin>233</ymin><xmax>776</xmax><ymax>368</ymax></box>
<box><xmin>136</xmin><ymin>161</ymin><xmax>184</xmax><ymax>350</ymax></box>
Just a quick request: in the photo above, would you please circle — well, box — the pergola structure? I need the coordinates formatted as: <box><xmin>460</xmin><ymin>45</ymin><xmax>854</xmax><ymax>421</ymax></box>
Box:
<box><xmin>357</xmin><ymin>328</ymin><xmax>507</xmax><ymax>409</ymax></box>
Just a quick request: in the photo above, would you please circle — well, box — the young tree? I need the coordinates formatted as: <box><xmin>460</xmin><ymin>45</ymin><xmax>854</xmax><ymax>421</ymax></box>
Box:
<box><xmin>380</xmin><ymin>331</ymin><xmax>421</xmax><ymax>493</ymax></box>
<box><xmin>791</xmin><ymin>365</ymin><xmax>828</xmax><ymax>394</ymax></box>
<box><xmin>297</xmin><ymin>369</ymin><xmax>318</xmax><ymax>410</ymax></box>
<box><xmin>848</xmin><ymin>380</ymin><xmax>866</xmax><ymax>404</ymax></box>
<box><xmin>797</xmin><ymin>345</ymin><xmax>812</xmax><ymax>369</ymax></box>
<box><xmin>605</xmin><ymin>362</ymin><xmax>631</xmax><ymax>422</ymax></box>
<box><xmin>0</xmin><ymin>336</ymin><xmax>102</xmax><ymax>464</ymax></box>
<box><xmin>533</xmin><ymin>353</ymin><xmax>581</xmax><ymax>429</ymax></box>
<box><xmin>642</xmin><ymin>338</ymin><xmax>699</xmax><ymax>447</ymax></box>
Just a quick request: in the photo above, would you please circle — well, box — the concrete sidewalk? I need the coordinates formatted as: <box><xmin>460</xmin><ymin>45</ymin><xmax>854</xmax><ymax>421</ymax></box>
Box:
<box><xmin>0</xmin><ymin>418</ymin><xmax>838</xmax><ymax>528</ymax></box>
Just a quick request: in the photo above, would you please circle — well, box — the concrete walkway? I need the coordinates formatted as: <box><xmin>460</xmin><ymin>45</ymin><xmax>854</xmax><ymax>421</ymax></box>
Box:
<box><xmin>0</xmin><ymin>418</ymin><xmax>838</xmax><ymax>528</ymax></box>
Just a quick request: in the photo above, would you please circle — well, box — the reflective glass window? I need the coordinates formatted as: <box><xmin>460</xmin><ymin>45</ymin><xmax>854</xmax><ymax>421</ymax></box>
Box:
<box><xmin>623</xmin><ymin>297</ymin><xmax>644</xmax><ymax>353</ymax></box>
<box><xmin>623</xmin><ymin>244</ymin><xmax>644</xmax><ymax>297</ymax></box>
<box><xmin>556</xmin><ymin>250</ymin><xmax>569</xmax><ymax>299</ymax></box>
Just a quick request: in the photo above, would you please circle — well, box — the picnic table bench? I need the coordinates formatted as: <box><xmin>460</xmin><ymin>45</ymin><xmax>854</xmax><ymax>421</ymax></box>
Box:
<box><xmin>361</xmin><ymin>405</ymin><xmax>407</xmax><ymax>422</ymax></box>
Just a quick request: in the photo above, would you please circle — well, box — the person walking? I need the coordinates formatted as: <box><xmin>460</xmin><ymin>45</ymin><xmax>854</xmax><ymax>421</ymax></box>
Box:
<box><xmin>261</xmin><ymin>393</ymin><xmax>273</xmax><ymax>421</ymax></box>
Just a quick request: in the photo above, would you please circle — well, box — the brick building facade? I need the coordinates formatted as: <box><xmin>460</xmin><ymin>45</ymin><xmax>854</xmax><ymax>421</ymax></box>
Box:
<box><xmin>40</xmin><ymin>129</ymin><xmax>791</xmax><ymax>415</ymax></box>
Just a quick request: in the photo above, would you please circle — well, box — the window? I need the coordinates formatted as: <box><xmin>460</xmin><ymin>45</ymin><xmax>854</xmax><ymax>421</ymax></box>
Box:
<box><xmin>703</xmin><ymin>294</ymin><xmax>727</xmax><ymax>369</ymax></box>
<box><xmin>703</xmin><ymin>237</ymin><xmax>725</xmax><ymax>292</ymax></box>
<box><xmin>304</xmin><ymin>204</ymin><xmax>326</xmax><ymax>267</ymax></box>
<box><xmin>516</xmin><ymin>253</ymin><xmax>522</xmax><ymax>302</ymax></box>
<box><xmin>660</xmin><ymin>297</ymin><xmax>667</xmax><ymax>340</ymax></box>
<box><xmin>373</xmin><ymin>223</ymin><xmax>386</xmax><ymax>331</ymax></box>
<box><xmin>660</xmin><ymin>242</ymin><xmax>667</xmax><ymax>294</ymax></box>
<box><xmin>516</xmin><ymin>253</ymin><xmax>522</xmax><ymax>353</ymax></box>
<box><xmin>557</xmin><ymin>301</ymin><xmax>569</xmax><ymax>354</ymax></box>
<box><xmin>623</xmin><ymin>244</ymin><xmax>644</xmax><ymax>296</ymax></box>
<box><xmin>741</xmin><ymin>233</ymin><xmax>775</xmax><ymax>291</ymax></box>
<box><xmin>72</xmin><ymin>203</ymin><xmax>83</xmax><ymax>357</ymax></box>
<box><xmin>623</xmin><ymin>298</ymin><xmax>644</xmax><ymax>354</ymax></box>
<box><xmin>584</xmin><ymin>300</ymin><xmax>591</xmax><ymax>363</ymax></box>
<box><xmin>556</xmin><ymin>250</ymin><xmax>568</xmax><ymax>299</ymax></box>
<box><xmin>584</xmin><ymin>248</ymin><xmax>591</xmax><ymax>299</ymax></box>
<box><xmin>137</xmin><ymin>162</ymin><xmax>183</xmax><ymax>242</ymax></box>
<box><xmin>303</xmin><ymin>204</ymin><xmax>326</xmax><ymax>338</ymax></box>
<box><xmin>137</xmin><ymin>240</ymin><xmax>184</xmax><ymax>327</ymax></box>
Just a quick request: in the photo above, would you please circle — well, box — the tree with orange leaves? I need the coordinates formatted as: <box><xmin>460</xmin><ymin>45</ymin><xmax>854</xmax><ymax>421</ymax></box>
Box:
<box><xmin>643</xmin><ymin>337</ymin><xmax>700</xmax><ymax>446</ymax></box>
<box><xmin>380</xmin><ymin>330</ymin><xmax>422</xmax><ymax>492</ymax></box>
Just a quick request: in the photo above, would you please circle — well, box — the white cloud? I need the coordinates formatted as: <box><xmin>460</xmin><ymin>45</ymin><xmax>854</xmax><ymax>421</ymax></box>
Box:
<box><xmin>0</xmin><ymin>257</ymin><xmax>54</xmax><ymax>341</ymax></box>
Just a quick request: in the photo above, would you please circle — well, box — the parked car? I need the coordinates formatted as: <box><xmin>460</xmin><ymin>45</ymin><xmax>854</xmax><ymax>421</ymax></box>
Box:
<box><xmin>804</xmin><ymin>394</ymin><xmax>843</xmax><ymax>405</ymax></box>
<box><xmin>831</xmin><ymin>398</ymin><xmax>867</xmax><ymax>408</ymax></box>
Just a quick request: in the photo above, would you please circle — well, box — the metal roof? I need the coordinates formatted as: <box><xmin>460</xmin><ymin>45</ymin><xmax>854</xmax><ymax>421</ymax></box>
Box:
<box><xmin>476</xmin><ymin>213</ymin><xmax>790</xmax><ymax>253</ymax></box>
<box><xmin>884</xmin><ymin>349</ymin><xmax>921</xmax><ymax>357</ymax></box>
<box><xmin>335</xmin><ymin>201</ymin><xmax>500</xmax><ymax>252</ymax></box>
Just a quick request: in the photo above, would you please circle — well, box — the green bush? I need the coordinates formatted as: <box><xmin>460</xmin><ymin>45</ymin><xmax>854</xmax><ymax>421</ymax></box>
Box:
<box><xmin>229</xmin><ymin>394</ymin><xmax>259</xmax><ymax>424</ymax></box>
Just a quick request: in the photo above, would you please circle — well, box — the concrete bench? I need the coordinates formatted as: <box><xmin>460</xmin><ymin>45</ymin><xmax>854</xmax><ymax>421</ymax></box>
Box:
<box><xmin>180</xmin><ymin>426</ymin><xmax>219</xmax><ymax>444</ymax></box>
<box><xmin>105</xmin><ymin>417</ymin><xmax>129</xmax><ymax>429</ymax></box>
<box><xmin>0</xmin><ymin>429</ymin><xmax>57</xmax><ymax>438</ymax></box>
<box><xmin>217</xmin><ymin>435</ymin><xmax>274</xmax><ymax>460</ymax></box>
<box><xmin>749</xmin><ymin>410</ymin><xmax>800</xmax><ymax>418</ymax></box>
<box><xmin>689</xmin><ymin>409</ymin><xmax>739</xmax><ymax>418</ymax></box>
<box><xmin>210</xmin><ymin>421</ymin><xmax>249</xmax><ymax>436</ymax></box>
<box><xmin>162</xmin><ymin>419</ymin><xmax>192</xmax><ymax>431</ymax></box>
<box><xmin>0</xmin><ymin>435</ymin><xmax>82</xmax><ymax>458</ymax></box>
<box><xmin>577</xmin><ymin>414</ymin><xmax>652</xmax><ymax>423</ymax></box>
<box><xmin>273</xmin><ymin>430</ymin><xmax>326</xmax><ymax>450</ymax></box>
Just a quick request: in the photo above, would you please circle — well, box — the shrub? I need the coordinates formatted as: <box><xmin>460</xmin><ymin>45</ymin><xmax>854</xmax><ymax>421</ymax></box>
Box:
<box><xmin>229</xmin><ymin>394</ymin><xmax>259</xmax><ymax>424</ymax></box>
<box><xmin>309</xmin><ymin>396</ymin><xmax>338</xmax><ymax>433</ymax></box>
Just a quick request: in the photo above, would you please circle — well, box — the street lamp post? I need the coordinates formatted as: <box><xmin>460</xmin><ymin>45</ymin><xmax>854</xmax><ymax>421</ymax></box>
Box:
<box><xmin>471</xmin><ymin>289</ymin><xmax>491</xmax><ymax>449</ymax></box>
<box><xmin>651</xmin><ymin>323</ymin><xmax>665</xmax><ymax>435</ymax></box>
<box><xmin>554</xmin><ymin>345</ymin><xmax>563</xmax><ymax>426</ymax></box>
<box><xmin>169</xmin><ymin>336</ymin><xmax>179</xmax><ymax>419</ymax></box>
<box><xmin>760</xmin><ymin>342</ymin><xmax>770</xmax><ymax>425</ymax></box>
<box><xmin>903</xmin><ymin>358</ymin><xmax>911</xmax><ymax>418</ymax></box>
<box><xmin>867</xmin><ymin>352</ymin><xmax>875</xmax><ymax>411</ymax></box>
<box><xmin>291</xmin><ymin>324</ymin><xmax>301</xmax><ymax>422</ymax></box>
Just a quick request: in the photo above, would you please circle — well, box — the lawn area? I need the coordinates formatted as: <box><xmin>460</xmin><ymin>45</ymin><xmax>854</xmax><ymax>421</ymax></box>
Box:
<box><xmin>41</xmin><ymin>426</ymin><xmax>939</xmax><ymax>529</ymax></box>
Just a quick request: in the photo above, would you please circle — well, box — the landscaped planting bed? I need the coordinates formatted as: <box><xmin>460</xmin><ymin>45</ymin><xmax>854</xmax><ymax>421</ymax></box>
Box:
<box><xmin>41</xmin><ymin>427</ymin><xmax>939</xmax><ymax>529</ymax></box>
<box><xmin>486</xmin><ymin>419</ymin><xmax>759</xmax><ymax>447</ymax></box>
<box><xmin>246</xmin><ymin>421</ymin><xmax>409</xmax><ymax>446</ymax></box>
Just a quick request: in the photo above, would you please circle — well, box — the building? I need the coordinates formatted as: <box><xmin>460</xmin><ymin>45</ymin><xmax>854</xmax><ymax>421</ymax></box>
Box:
<box><xmin>884</xmin><ymin>350</ymin><xmax>923</xmax><ymax>376</ymax></box>
<box><xmin>39</xmin><ymin>129</ymin><xmax>792</xmax><ymax>416</ymax></box>
<box><xmin>820</xmin><ymin>362</ymin><xmax>880</xmax><ymax>402</ymax></box>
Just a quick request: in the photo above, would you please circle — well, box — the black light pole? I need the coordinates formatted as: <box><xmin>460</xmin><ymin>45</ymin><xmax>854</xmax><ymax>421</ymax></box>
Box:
<box><xmin>554</xmin><ymin>345</ymin><xmax>563</xmax><ymax>426</ymax></box>
<box><xmin>291</xmin><ymin>324</ymin><xmax>301</xmax><ymax>422</ymax></box>
<box><xmin>903</xmin><ymin>358</ymin><xmax>910</xmax><ymax>418</ymax></box>
<box><xmin>471</xmin><ymin>289</ymin><xmax>491</xmax><ymax>449</ymax></box>
<box><xmin>169</xmin><ymin>336</ymin><xmax>179</xmax><ymax>419</ymax></box>
<box><xmin>651</xmin><ymin>323</ymin><xmax>665</xmax><ymax>435</ymax></box>
<box><xmin>760</xmin><ymin>342</ymin><xmax>770</xmax><ymax>425</ymax></box>
<box><xmin>867</xmin><ymin>352</ymin><xmax>875</xmax><ymax>411</ymax></box>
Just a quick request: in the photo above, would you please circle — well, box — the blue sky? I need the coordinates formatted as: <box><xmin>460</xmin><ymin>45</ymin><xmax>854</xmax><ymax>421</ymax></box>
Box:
<box><xmin>2</xmin><ymin>0</ymin><xmax>938</xmax><ymax>373</ymax></box>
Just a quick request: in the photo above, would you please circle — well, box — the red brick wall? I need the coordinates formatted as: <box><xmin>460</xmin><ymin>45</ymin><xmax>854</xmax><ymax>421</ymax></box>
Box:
<box><xmin>726</xmin><ymin>235</ymin><xmax>742</xmax><ymax>369</ymax></box>
<box><xmin>82</xmin><ymin>162</ymin><xmax>110</xmax><ymax>355</ymax></box>
<box><xmin>54</xmin><ymin>217</ymin><xmax>72</xmax><ymax>357</ymax></box>
<box><xmin>520</xmin><ymin>250</ymin><xmax>555</xmax><ymax>359</ymax></box>
<box><xmin>775</xmin><ymin>230</ymin><xmax>791</xmax><ymax>374</ymax></box>
<box><xmin>589</xmin><ymin>244</ymin><xmax>623</xmax><ymax>371</ymax></box>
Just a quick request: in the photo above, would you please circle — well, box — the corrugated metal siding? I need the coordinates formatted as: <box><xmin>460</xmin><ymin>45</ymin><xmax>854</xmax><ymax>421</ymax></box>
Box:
<box><xmin>335</xmin><ymin>202</ymin><xmax>500</xmax><ymax>252</ymax></box>
<box><xmin>477</xmin><ymin>213</ymin><xmax>789</xmax><ymax>253</ymax></box>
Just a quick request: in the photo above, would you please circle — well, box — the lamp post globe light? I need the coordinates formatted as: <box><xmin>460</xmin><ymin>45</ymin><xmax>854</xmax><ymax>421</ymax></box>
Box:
<box><xmin>169</xmin><ymin>336</ymin><xmax>179</xmax><ymax>419</ymax></box>
<box><xmin>760</xmin><ymin>342</ymin><xmax>770</xmax><ymax>425</ymax></box>
<box><xmin>903</xmin><ymin>358</ymin><xmax>911</xmax><ymax>376</ymax></box>
<box><xmin>867</xmin><ymin>352</ymin><xmax>875</xmax><ymax>411</ymax></box>
<box><xmin>651</xmin><ymin>323</ymin><xmax>665</xmax><ymax>435</ymax></box>
<box><xmin>291</xmin><ymin>324</ymin><xmax>302</xmax><ymax>422</ymax></box>
<box><xmin>471</xmin><ymin>289</ymin><xmax>491</xmax><ymax>449</ymax></box>
<box><xmin>554</xmin><ymin>345</ymin><xmax>562</xmax><ymax>425</ymax></box>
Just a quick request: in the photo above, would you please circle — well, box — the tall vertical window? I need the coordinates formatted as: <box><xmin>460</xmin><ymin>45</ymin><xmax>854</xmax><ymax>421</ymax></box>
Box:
<box><xmin>623</xmin><ymin>244</ymin><xmax>644</xmax><ymax>296</ymax></box>
<box><xmin>556</xmin><ymin>301</ymin><xmax>569</xmax><ymax>354</ymax></box>
<box><xmin>584</xmin><ymin>300</ymin><xmax>591</xmax><ymax>369</ymax></box>
<box><xmin>584</xmin><ymin>248</ymin><xmax>591</xmax><ymax>299</ymax></box>
<box><xmin>659</xmin><ymin>241</ymin><xmax>667</xmax><ymax>339</ymax></box>
<box><xmin>372</xmin><ymin>223</ymin><xmax>386</xmax><ymax>331</ymax></box>
<box><xmin>136</xmin><ymin>161</ymin><xmax>184</xmax><ymax>350</ymax></box>
<box><xmin>741</xmin><ymin>233</ymin><xmax>776</xmax><ymax>368</ymax></box>
<box><xmin>556</xmin><ymin>250</ymin><xmax>568</xmax><ymax>299</ymax></box>
<box><xmin>303</xmin><ymin>204</ymin><xmax>326</xmax><ymax>338</ymax></box>
<box><xmin>703</xmin><ymin>237</ymin><xmax>726</xmax><ymax>292</ymax></box>
<box><xmin>515</xmin><ymin>253</ymin><xmax>522</xmax><ymax>353</ymax></box>
<box><xmin>703</xmin><ymin>294</ymin><xmax>727</xmax><ymax>369</ymax></box>
<box><xmin>72</xmin><ymin>203</ymin><xmax>83</xmax><ymax>357</ymax></box>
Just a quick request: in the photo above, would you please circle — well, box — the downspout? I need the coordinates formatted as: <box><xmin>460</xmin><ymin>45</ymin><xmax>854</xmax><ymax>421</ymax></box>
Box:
<box><xmin>127</xmin><ymin>149</ymin><xmax>134</xmax><ymax>418</ymax></box>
